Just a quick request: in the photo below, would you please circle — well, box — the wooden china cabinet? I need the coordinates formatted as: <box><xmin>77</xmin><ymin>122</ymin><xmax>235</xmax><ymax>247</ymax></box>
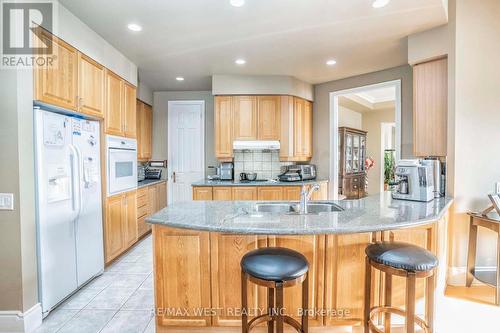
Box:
<box><xmin>338</xmin><ymin>127</ymin><xmax>367</xmax><ymax>199</ymax></box>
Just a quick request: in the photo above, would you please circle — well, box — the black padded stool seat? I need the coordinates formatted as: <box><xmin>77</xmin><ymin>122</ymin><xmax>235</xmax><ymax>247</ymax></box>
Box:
<box><xmin>241</xmin><ymin>247</ymin><xmax>309</xmax><ymax>281</ymax></box>
<box><xmin>365</xmin><ymin>241</ymin><xmax>438</xmax><ymax>272</ymax></box>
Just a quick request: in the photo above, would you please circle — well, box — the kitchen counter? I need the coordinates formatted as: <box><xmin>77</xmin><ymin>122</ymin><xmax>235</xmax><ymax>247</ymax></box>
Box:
<box><xmin>137</xmin><ymin>179</ymin><xmax>166</xmax><ymax>189</ymax></box>
<box><xmin>192</xmin><ymin>178</ymin><xmax>329</xmax><ymax>187</ymax></box>
<box><xmin>146</xmin><ymin>192</ymin><xmax>453</xmax><ymax>235</ymax></box>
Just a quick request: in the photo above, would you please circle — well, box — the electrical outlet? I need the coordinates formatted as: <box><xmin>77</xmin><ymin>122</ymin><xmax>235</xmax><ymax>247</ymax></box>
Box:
<box><xmin>496</xmin><ymin>182</ymin><xmax>500</xmax><ymax>194</ymax></box>
<box><xmin>0</xmin><ymin>193</ymin><xmax>14</xmax><ymax>210</ymax></box>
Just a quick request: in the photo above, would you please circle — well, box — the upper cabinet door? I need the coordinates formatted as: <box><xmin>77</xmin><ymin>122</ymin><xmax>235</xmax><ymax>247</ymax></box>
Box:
<box><xmin>215</xmin><ymin>96</ymin><xmax>233</xmax><ymax>159</ymax></box>
<box><xmin>233</xmin><ymin>96</ymin><xmax>257</xmax><ymax>140</ymax></box>
<box><xmin>303</xmin><ymin>100</ymin><xmax>313</xmax><ymax>158</ymax></box>
<box><xmin>136</xmin><ymin>100</ymin><xmax>144</xmax><ymax>159</ymax></box>
<box><xmin>123</xmin><ymin>83</ymin><xmax>137</xmax><ymax>138</ymax></box>
<box><xmin>104</xmin><ymin>70</ymin><xmax>124</xmax><ymax>136</ymax></box>
<box><xmin>257</xmin><ymin>96</ymin><xmax>281</xmax><ymax>140</ymax></box>
<box><xmin>78</xmin><ymin>53</ymin><xmax>105</xmax><ymax>118</ymax></box>
<box><xmin>143</xmin><ymin>103</ymin><xmax>153</xmax><ymax>159</ymax></box>
<box><xmin>293</xmin><ymin>97</ymin><xmax>306</xmax><ymax>157</ymax></box>
<box><xmin>34</xmin><ymin>31</ymin><xmax>78</xmax><ymax>111</ymax></box>
<box><xmin>413</xmin><ymin>58</ymin><xmax>448</xmax><ymax>157</ymax></box>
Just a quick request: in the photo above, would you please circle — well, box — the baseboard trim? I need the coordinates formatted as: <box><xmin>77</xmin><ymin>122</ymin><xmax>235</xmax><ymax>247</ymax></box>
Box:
<box><xmin>0</xmin><ymin>303</ymin><xmax>42</xmax><ymax>333</ymax></box>
<box><xmin>447</xmin><ymin>266</ymin><xmax>497</xmax><ymax>286</ymax></box>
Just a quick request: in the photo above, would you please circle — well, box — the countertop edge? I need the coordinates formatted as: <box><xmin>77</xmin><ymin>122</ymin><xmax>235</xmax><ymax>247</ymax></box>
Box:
<box><xmin>137</xmin><ymin>179</ymin><xmax>167</xmax><ymax>189</ymax></box>
<box><xmin>191</xmin><ymin>179</ymin><xmax>329</xmax><ymax>187</ymax></box>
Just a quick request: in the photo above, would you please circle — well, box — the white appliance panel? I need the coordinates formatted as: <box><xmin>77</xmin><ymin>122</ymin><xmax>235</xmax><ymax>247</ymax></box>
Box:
<box><xmin>35</xmin><ymin>110</ymin><xmax>78</xmax><ymax>312</ymax></box>
<box><xmin>71</xmin><ymin>118</ymin><xmax>104</xmax><ymax>285</ymax></box>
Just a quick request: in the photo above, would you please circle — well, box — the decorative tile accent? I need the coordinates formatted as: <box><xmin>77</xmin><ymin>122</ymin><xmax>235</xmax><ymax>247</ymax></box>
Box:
<box><xmin>233</xmin><ymin>150</ymin><xmax>293</xmax><ymax>180</ymax></box>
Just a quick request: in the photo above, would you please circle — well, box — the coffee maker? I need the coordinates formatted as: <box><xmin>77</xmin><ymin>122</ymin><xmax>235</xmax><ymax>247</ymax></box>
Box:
<box><xmin>392</xmin><ymin>160</ymin><xmax>434</xmax><ymax>202</ymax></box>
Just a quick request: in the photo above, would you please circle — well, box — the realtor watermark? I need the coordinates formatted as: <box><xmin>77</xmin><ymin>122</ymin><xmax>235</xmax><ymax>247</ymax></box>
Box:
<box><xmin>153</xmin><ymin>307</ymin><xmax>352</xmax><ymax>319</ymax></box>
<box><xmin>1</xmin><ymin>0</ymin><xmax>57</xmax><ymax>69</ymax></box>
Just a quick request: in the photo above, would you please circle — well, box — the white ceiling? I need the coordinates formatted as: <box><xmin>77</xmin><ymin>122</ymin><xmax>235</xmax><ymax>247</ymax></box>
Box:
<box><xmin>354</xmin><ymin>86</ymin><xmax>396</xmax><ymax>103</ymax></box>
<box><xmin>59</xmin><ymin>0</ymin><xmax>447</xmax><ymax>91</ymax></box>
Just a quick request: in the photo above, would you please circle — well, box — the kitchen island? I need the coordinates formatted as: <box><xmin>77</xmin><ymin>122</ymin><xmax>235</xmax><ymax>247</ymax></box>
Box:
<box><xmin>146</xmin><ymin>193</ymin><xmax>452</xmax><ymax>331</ymax></box>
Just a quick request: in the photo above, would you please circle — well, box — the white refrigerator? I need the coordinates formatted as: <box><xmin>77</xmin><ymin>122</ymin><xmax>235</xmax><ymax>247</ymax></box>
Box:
<box><xmin>34</xmin><ymin>107</ymin><xmax>104</xmax><ymax>315</ymax></box>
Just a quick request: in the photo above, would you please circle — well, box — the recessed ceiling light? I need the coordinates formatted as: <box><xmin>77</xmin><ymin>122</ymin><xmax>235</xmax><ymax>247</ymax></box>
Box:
<box><xmin>127</xmin><ymin>23</ymin><xmax>142</xmax><ymax>32</ymax></box>
<box><xmin>176</xmin><ymin>77</ymin><xmax>184</xmax><ymax>81</ymax></box>
<box><xmin>372</xmin><ymin>0</ymin><xmax>390</xmax><ymax>8</ymax></box>
<box><xmin>326</xmin><ymin>59</ymin><xmax>337</xmax><ymax>66</ymax></box>
<box><xmin>235</xmin><ymin>59</ymin><xmax>246</xmax><ymax>65</ymax></box>
<box><xmin>230</xmin><ymin>0</ymin><xmax>245</xmax><ymax>7</ymax></box>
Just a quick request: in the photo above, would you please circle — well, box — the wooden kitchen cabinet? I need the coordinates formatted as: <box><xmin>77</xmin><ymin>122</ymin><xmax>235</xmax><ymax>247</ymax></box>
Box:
<box><xmin>215</xmin><ymin>96</ymin><xmax>233</xmax><ymax>160</ymax></box>
<box><xmin>257</xmin><ymin>187</ymin><xmax>283</xmax><ymax>200</ymax></box>
<box><xmin>232</xmin><ymin>96</ymin><xmax>258</xmax><ymax>140</ymax></box>
<box><xmin>213</xmin><ymin>187</ymin><xmax>233</xmax><ymax>200</ymax></box>
<box><xmin>105</xmin><ymin>190</ymin><xmax>137</xmax><ymax>263</ymax></box>
<box><xmin>193</xmin><ymin>187</ymin><xmax>214</xmax><ymax>200</ymax></box>
<box><xmin>413</xmin><ymin>58</ymin><xmax>448</xmax><ymax>157</ymax></box>
<box><xmin>283</xmin><ymin>186</ymin><xmax>302</xmax><ymax>200</ymax></box>
<box><xmin>104</xmin><ymin>70</ymin><xmax>137</xmax><ymax>138</ymax></box>
<box><xmin>325</xmin><ymin>233</ymin><xmax>373</xmax><ymax>325</ymax></box>
<box><xmin>34</xmin><ymin>30</ymin><xmax>79</xmax><ymax>111</ymax></box>
<box><xmin>232</xmin><ymin>187</ymin><xmax>257</xmax><ymax>200</ymax></box>
<box><xmin>124</xmin><ymin>191</ymin><xmax>138</xmax><ymax>247</ymax></box>
<box><xmin>104</xmin><ymin>70</ymin><xmax>124</xmax><ymax>136</ymax></box>
<box><xmin>104</xmin><ymin>194</ymin><xmax>126</xmax><ymax>263</ymax></box>
<box><xmin>210</xmin><ymin>233</ymin><xmax>267</xmax><ymax>326</ymax></box>
<box><xmin>294</xmin><ymin>97</ymin><xmax>313</xmax><ymax>159</ymax></box>
<box><xmin>280</xmin><ymin>96</ymin><xmax>313</xmax><ymax>161</ymax></box>
<box><xmin>123</xmin><ymin>82</ymin><xmax>137</xmax><ymax>138</ymax></box>
<box><xmin>157</xmin><ymin>181</ymin><xmax>167</xmax><ymax>209</ymax></box>
<box><xmin>268</xmin><ymin>235</ymin><xmax>326</xmax><ymax>326</ymax></box>
<box><xmin>257</xmin><ymin>96</ymin><xmax>281</xmax><ymax>140</ymax></box>
<box><xmin>137</xmin><ymin>100</ymin><xmax>153</xmax><ymax>161</ymax></box>
<box><xmin>153</xmin><ymin>226</ymin><xmax>212</xmax><ymax>327</ymax></box>
<box><xmin>137</xmin><ymin>187</ymin><xmax>150</xmax><ymax>238</ymax></box>
<box><xmin>77</xmin><ymin>53</ymin><xmax>105</xmax><ymax>118</ymax></box>
<box><xmin>148</xmin><ymin>184</ymin><xmax>159</xmax><ymax>214</ymax></box>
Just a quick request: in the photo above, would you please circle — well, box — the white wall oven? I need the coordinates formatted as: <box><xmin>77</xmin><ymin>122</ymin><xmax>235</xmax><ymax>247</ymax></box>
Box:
<box><xmin>106</xmin><ymin>135</ymin><xmax>137</xmax><ymax>196</ymax></box>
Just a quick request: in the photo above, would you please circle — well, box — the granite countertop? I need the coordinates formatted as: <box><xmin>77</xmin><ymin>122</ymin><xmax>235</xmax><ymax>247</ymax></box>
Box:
<box><xmin>137</xmin><ymin>179</ymin><xmax>167</xmax><ymax>188</ymax></box>
<box><xmin>192</xmin><ymin>179</ymin><xmax>329</xmax><ymax>187</ymax></box>
<box><xmin>146</xmin><ymin>192</ymin><xmax>453</xmax><ymax>235</ymax></box>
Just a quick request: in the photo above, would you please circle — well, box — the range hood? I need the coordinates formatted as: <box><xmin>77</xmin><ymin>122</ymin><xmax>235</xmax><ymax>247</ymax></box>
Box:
<box><xmin>233</xmin><ymin>140</ymin><xmax>280</xmax><ymax>151</ymax></box>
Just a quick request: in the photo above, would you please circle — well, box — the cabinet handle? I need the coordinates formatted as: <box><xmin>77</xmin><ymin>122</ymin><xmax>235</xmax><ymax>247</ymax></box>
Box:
<box><xmin>172</xmin><ymin>172</ymin><xmax>176</xmax><ymax>183</ymax></box>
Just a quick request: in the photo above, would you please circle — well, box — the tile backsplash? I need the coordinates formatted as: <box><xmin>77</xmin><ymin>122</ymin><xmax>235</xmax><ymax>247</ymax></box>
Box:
<box><xmin>233</xmin><ymin>150</ymin><xmax>294</xmax><ymax>180</ymax></box>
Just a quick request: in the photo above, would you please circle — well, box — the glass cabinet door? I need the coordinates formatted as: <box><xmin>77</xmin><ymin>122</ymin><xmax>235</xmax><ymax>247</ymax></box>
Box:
<box><xmin>360</xmin><ymin>136</ymin><xmax>366</xmax><ymax>172</ymax></box>
<box><xmin>352</xmin><ymin>135</ymin><xmax>360</xmax><ymax>172</ymax></box>
<box><xmin>345</xmin><ymin>134</ymin><xmax>352</xmax><ymax>173</ymax></box>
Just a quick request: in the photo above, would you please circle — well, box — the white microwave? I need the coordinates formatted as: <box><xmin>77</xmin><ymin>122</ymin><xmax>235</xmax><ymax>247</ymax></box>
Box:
<box><xmin>106</xmin><ymin>135</ymin><xmax>137</xmax><ymax>196</ymax></box>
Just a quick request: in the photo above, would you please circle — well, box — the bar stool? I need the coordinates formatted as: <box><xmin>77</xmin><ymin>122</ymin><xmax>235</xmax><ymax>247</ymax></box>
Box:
<box><xmin>240</xmin><ymin>247</ymin><xmax>309</xmax><ymax>333</ymax></box>
<box><xmin>364</xmin><ymin>242</ymin><xmax>438</xmax><ymax>333</ymax></box>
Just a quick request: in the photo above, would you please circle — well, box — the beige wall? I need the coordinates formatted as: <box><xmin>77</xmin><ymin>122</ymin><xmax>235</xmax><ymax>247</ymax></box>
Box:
<box><xmin>312</xmin><ymin>65</ymin><xmax>413</xmax><ymax>180</ymax></box>
<box><xmin>0</xmin><ymin>69</ymin><xmax>38</xmax><ymax>313</ymax></box>
<box><xmin>407</xmin><ymin>24</ymin><xmax>449</xmax><ymax>65</ymax></box>
<box><xmin>338</xmin><ymin>106</ymin><xmax>362</xmax><ymax>129</ymax></box>
<box><xmin>153</xmin><ymin>91</ymin><xmax>216</xmax><ymax>176</ymax></box>
<box><xmin>212</xmin><ymin>75</ymin><xmax>314</xmax><ymax>101</ymax></box>
<box><xmin>362</xmin><ymin>108</ymin><xmax>395</xmax><ymax>195</ymax></box>
<box><xmin>447</xmin><ymin>0</ymin><xmax>500</xmax><ymax>277</ymax></box>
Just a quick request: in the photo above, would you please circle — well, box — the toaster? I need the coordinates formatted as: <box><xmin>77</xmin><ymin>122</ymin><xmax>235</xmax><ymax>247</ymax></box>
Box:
<box><xmin>286</xmin><ymin>165</ymin><xmax>317</xmax><ymax>181</ymax></box>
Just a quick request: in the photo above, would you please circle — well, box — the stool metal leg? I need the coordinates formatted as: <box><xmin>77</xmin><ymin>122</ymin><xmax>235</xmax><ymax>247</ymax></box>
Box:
<box><xmin>405</xmin><ymin>272</ymin><xmax>416</xmax><ymax>333</ymax></box>
<box><xmin>384</xmin><ymin>272</ymin><xmax>392</xmax><ymax>333</ymax></box>
<box><xmin>466</xmin><ymin>219</ymin><xmax>477</xmax><ymax>287</ymax></box>
<box><xmin>364</xmin><ymin>257</ymin><xmax>372</xmax><ymax>333</ymax></box>
<box><xmin>241</xmin><ymin>272</ymin><xmax>248</xmax><ymax>333</ymax></box>
<box><xmin>275</xmin><ymin>282</ymin><xmax>284</xmax><ymax>333</ymax></box>
<box><xmin>302</xmin><ymin>273</ymin><xmax>309</xmax><ymax>333</ymax></box>
<box><xmin>425</xmin><ymin>273</ymin><xmax>435</xmax><ymax>333</ymax></box>
<box><xmin>268</xmin><ymin>287</ymin><xmax>274</xmax><ymax>333</ymax></box>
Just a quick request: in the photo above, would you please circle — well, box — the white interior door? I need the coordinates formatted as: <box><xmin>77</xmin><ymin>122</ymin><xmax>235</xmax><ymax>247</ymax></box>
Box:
<box><xmin>168</xmin><ymin>101</ymin><xmax>205</xmax><ymax>203</ymax></box>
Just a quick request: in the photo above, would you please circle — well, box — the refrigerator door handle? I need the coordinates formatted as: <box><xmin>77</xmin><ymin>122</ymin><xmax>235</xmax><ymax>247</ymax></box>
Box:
<box><xmin>69</xmin><ymin>145</ymin><xmax>81</xmax><ymax>220</ymax></box>
<box><xmin>74</xmin><ymin>145</ymin><xmax>84</xmax><ymax>219</ymax></box>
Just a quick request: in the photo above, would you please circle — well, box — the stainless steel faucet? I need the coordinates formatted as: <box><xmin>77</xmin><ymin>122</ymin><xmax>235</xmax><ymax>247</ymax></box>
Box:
<box><xmin>299</xmin><ymin>183</ymin><xmax>320</xmax><ymax>214</ymax></box>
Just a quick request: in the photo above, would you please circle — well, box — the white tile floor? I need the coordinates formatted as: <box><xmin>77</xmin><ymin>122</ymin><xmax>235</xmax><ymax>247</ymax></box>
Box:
<box><xmin>35</xmin><ymin>235</ymin><xmax>155</xmax><ymax>333</ymax></box>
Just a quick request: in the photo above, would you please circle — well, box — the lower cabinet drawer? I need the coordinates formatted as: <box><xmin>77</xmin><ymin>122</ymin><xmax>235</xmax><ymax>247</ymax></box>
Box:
<box><xmin>137</xmin><ymin>205</ymin><xmax>148</xmax><ymax>219</ymax></box>
<box><xmin>137</xmin><ymin>216</ymin><xmax>150</xmax><ymax>237</ymax></box>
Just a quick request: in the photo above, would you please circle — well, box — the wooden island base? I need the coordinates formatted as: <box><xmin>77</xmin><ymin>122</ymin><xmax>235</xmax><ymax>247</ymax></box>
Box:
<box><xmin>152</xmin><ymin>211</ymin><xmax>448</xmax><ymax>331</ymax></box>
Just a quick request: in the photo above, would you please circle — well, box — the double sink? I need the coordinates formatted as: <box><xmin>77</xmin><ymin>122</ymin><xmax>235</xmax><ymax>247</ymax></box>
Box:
<box><xmin>254</xmin><ymin>202</ymin><xmax>343</xmax><ymax>215</ymax></box>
